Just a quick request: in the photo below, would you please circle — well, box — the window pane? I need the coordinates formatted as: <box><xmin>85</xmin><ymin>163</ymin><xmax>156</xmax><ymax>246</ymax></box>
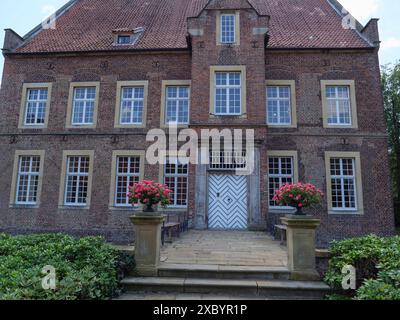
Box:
<box><xmin>72</xmin><ymin>87</ymin><xmax>96</xmax><ymax>125</ymax></box>
<box><xmin>65</xmin><ymin>156</ymin><xmax>90</xmax><ymax>205</ymax></box>
<box><xmin>120</xmin><ymin>87</ymin><xmax>144</xmax><ymax>124</ymax></box>
<box><xmin>221</xmin><ymin>15</ymin><xmax>235</xmax><ymax>43</ymax></box>
<box><xmin>25</xmin><ymin>88</ymin><xmax>48</xmax><ymax>125</ymax></box>
<box><xmin>326</xmin><ymin>86</ymin><xmax>351</xmax><ymax>125</ymax></box>
<box><xmin>215</xmin><ymin>72</ymin><xmax>241</xmax><ymax>115</ymax></box>
<box><xmin>165</xmin><ymin>86</ymin><xmax>189</xmax><ymax>124</ymax></box>
<box><xmin>330</xmin><ymin>158</ymin><xmax>356</xmax><ymax>210</ymax></box>
<box><xmin>268</xmin><ymin>156</ymin><xmax>294</xmax><ymax>207</ymax></box>
<box><xmin>267</xmin><ymin>86</ymin><xmax>291</xmax><ymax>125</ymax></box>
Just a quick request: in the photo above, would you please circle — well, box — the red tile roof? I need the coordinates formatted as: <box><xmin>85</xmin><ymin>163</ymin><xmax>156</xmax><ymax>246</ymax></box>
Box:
<box><xmin>14</xmin><ymin>0</ymin><xmax>372</xmax><ymax>54</ymax></box>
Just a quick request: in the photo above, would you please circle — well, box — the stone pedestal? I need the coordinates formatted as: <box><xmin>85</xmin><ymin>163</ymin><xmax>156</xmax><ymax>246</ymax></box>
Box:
<box><xmin>281</xmin><ymin>215</ymin><xmax>321</xmax><ymax>281</ymax></box>
<box><xmin>130</xmin><ymin>213</ymin><xmax>165</xmax><ymax>277</ymax></box>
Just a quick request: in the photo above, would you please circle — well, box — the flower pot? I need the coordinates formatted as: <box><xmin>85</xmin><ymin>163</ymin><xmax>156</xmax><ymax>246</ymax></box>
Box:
<box><xmin>143</xmin><ymin>204</ymin><xmax>156</xmax><ymax>213</ymax></box>
<box><xmin>294</xmin><ymin>206</ymin><xmax>306</xmax><ymax>216</ymax></box>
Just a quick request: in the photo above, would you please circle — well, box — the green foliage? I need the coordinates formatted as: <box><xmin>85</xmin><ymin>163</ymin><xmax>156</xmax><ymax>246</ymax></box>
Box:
<box><xmin>324</xmin><ymin>235</ymin><xmax>400</xmax><ymax>300</ymax></box>
<box><xmin>0</xmin><ymin>233</ymin><xmax>135</xmax><ymax>300</ymax></box>
<box><xmin>382</xmin><ymin>62</ymin><xmax>400</xmax><ymax>209</ymax></box>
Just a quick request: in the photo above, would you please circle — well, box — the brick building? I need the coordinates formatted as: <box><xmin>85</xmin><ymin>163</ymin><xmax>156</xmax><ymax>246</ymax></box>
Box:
<box><xmin>0</xmin><ymin>0</ymin><xmax>395</xmax><ymax>247</ymax></box>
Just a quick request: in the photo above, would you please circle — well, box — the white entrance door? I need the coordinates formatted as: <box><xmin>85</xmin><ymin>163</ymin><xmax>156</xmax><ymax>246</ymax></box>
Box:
<box><xmin>208</xmin><ymin>174</ymin><xmax>248</xmax><ymax>230</ymax></box>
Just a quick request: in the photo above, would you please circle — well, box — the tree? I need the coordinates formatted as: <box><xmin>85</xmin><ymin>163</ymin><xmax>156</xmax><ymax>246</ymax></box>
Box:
<box><xmin>382</xmin><ymin>62</ymin><xmax>400</xmax><ymax>222</ymax></box>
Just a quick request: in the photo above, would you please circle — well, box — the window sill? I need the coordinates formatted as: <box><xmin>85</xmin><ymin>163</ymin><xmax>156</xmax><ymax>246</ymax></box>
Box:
<box><xmin>109</xmin><ymin>206</ymin><xmax>138</xmax><ymax>212</ymax></box>
<box><xmin>328</xmin><ymin>210</ymin><xmax>363</xmax><ymax>216</ymax></box>
<box><xmin>66</xmin><ymin>125</ymin><xmax>97</xmax><ymax>130</ymax></box>
<box><xmin>58</xmin><ymin>205</ymin><xmax>90</xmax><ymax>210</ymax></box>
<box><xmin>268</xmin><ymin>208</ymin><xmax>296</xmax><ymax>214</ymax></box>
<box><xmin>9</xmin><ymin>204</ymin><xmax>40</xmax><ymax>209</ymax></box>
<box><xmin>159</xmin><ymin>207</ymin><xmax>188</xmax><ymax>212</ymax></box>
<box><xmin>267</xmin><ymin>124</ymin><xmax>297</xmax><ymax>129</ymax></box>
<box><xmin>114</xmin><ymin>124</ymin><xmax>146</xmax><ymax>129</ymax></box>
<box><xmin>210</xmin><ymin>114</ymin><xmax>247</xmax><ymax>119</ymax></box>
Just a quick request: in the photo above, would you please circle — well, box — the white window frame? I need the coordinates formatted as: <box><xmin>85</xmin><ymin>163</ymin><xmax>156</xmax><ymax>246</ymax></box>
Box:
<box><xmin>326</xmin><ymin>86</ymin><xmax>352</xmax><ymax>126</ymax></box>
<box><xmin>165</xmin><ymin>86</ymin><xmax>190</xmax><ymax>125</ymax></box>
<box><xmin>164</xmin><ymin>157</ymin><xmax>189</xmax><ymax>208</ymax></box>
<box><xmin>114</xmin><ymin>156</ymin><xmax>141</xmax><ymax>207</ymax></box>
<box><xmin>268</xmin><ymin>157</ymin><xmax>295</xmax><ymax>210</ymax></box>
<box><xmin>267</xmin><ymin>86</ymin><xmax>292</xmax><ymax>126</ymax></box>
<box><xmin>329</xmin><ymin>158</ymin><xmax>358</xmax><ymax>212</ymax></box>
<box><xmin>24</xmin><ymin>88</ymin><xmax>49</xmax><ymax>126</ymax></box>
<box><xmin>214</xmin><ymin>72</ymin><xmax>242</xmax><ymax>116</ymax></box>
<box><xmin>119</xmin><ymin>86</ymin><xmax>145</xmax><ymax>125</ymax></box>
<box><xmin>220</xmin><ymin>14</ymin><xmax>236</xmax><ymax>44</ymax></box>
<box><xmin>71</xmin><ymin>87</ymin><xmax>97</xmax><ymax>126</ymax></box>
<box><xmin>64</xmin><ymin>156</ymin><xmax>90</xmax><ymax>206</ymax></box>
<box><xmin>15</xmin><ymin>156</ymin><xmax>41</xmax><ymax>205</ymax></box>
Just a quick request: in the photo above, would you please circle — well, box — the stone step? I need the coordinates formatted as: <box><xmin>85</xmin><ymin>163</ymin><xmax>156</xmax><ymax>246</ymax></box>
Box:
<box><xmin>121</xmin><ymin>277</ymin><xmax>331</xmax><ymax>300</ymax></box>
<box><xmin>158</xmin><ymin>264</ymin><xmax>291</xmax><ymax>280</ymax></box>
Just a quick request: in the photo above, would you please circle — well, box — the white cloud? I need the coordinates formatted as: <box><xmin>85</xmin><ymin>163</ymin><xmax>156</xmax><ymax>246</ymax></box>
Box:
<box><xmin>381</xmin><ymin>37</ymin><xmax>400</xmax><ymax>49</ymax></box>
<box><xmin>339</xmin><ymin>0</ymin><xmax>380</xmax><ymax>23</ymax></box>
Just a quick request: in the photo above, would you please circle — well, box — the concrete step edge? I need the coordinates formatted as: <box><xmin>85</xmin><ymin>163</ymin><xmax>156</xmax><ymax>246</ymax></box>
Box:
<box><xmin>121</xmin><ymin>277</ymin><xmax>330</xmax><ymax>291</ymax></box>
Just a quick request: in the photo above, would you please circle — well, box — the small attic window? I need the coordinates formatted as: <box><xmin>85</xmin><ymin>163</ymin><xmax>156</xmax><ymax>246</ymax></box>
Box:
<box><xmin>113</xmin><ymin>27</ymin><xmax>144</xmax><ymax>46</ymax></box>
<box><xmin>117</xmin><ymin>35</ymin><xmax>132</xmax><ymax>45</ymax></box>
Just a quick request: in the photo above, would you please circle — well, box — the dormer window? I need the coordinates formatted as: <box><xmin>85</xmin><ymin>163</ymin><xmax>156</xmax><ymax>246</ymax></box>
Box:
<box><xmin>117</xmin><ymin>35</ymin><xmax>131</xmax><ymax>45</ymax></box>
<box><xmin>220</xmin><ymin>14</ymin><xmax>236</xmax><ymax>44</ymax></box>
<box><xmin>112</xmin><ymin>27</ymin><xmax>144</xmax><ymax>46</ymax></box>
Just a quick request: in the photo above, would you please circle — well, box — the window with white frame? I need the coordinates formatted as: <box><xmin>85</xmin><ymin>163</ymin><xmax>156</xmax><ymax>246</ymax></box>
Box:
<box><xmin>115</xmin><ymin>156</ymin><xmax>141</xmax><ymax>207</ymax></box>
<box><xmin>165</xmin><ymin>86</ymin><xmax>190</xmax><ymax>125</ymax></box>
<box><xmin>24</xmin><ymin>88</ymin><xmax>48</xmax><ymax>126</ymax></box>
<box><xmin>267</xmin><ymin>86</ymin><xmax>291</xmax><ymax>125</ymax></box>
<box><xmin>326</xmin><ymin>86</ymin><xmax>352</xmax><ymax>125</ymax></box>
<box><xmin>268</xmin><ymin>156</ymin><xmax>294</xmax><ymax>208</ymax></box>
<box><xmin>164</xmin><ymin>158</ymin><xmax>188</xmax><ymax>207</ymax></box>
<box><xmin>16</xmin><ymin>156</ymin><xmax>41</xmax><ymax>204</ymax></box>
<box><xmin>72</xmin><ymin>87</ymin><xmax>97</xmax><ymax>125</ymax></box>
<box><xmin>215</xmin><ymin>72</ymin><xmax>241</xmax><ymax>115</ymax></box>
<box><xmin>329</xmin><ymin>158</ymin><xmax>357</xmax><ymax>210</ymax></box>
<box><xmin>120</xmin><ymin>87</ymin><xmax>145</xmax><ymax>125</ymax></box>
<box><xmin>220</xmin><ymin>14</ymin><xmax>236</xmax><ymax>44</ymax></box>
<box><xmin>64</xmin><ymin>156</ymin><xmax>90</xmax><ymax>206</ymax></box>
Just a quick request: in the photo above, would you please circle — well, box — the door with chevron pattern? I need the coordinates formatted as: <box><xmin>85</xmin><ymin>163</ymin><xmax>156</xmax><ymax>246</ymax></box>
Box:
<box><xmin>208</xmin><ymin>174</ymin><xmax>248</xmax><ymax>230</ymax></box>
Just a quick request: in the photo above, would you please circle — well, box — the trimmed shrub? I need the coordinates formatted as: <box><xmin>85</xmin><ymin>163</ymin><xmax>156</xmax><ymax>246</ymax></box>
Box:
<box><xmin>324</xmin><ymin>235</ymin><xmax>400</xmax><ymax>300</ymax></box>
<box><xmin>0</xmin><ymin>233</ymin><xmax>135</xmax><ymax>300</ymax></box>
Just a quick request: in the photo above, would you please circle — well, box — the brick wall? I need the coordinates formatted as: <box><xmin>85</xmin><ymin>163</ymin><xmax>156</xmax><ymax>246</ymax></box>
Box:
<box><xmin>0</xmin><ymin>8</ymin><xmax>396</xmax><ymax>246</ymax></box>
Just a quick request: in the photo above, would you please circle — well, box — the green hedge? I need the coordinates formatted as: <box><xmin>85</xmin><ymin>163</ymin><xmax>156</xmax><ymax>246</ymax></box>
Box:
<box><xmin>324</xmin><ymin>235</ymin><xmax>400</xmax><ymax>300</ymax></box>
<box><xmin>0</xmin><ymin>233</ymin><xmax>135</xmax><ymax>300</ymax></box>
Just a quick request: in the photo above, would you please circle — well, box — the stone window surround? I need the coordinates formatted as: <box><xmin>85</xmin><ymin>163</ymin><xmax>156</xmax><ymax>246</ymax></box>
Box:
<box><xmin>114</xmin><ymin>81</ymin><xmax>149</xmax><ymax>128</ymax></box>
<box><xmin>321</xmin><ymin>80</ymin><xmax>358</xmax><ymax>129</ymax></box>
<box><xmin>160</xmin><ymin>80</ymin><xmax>191</xmax><ymax>128</ymax></box>
<box><xmin>66</xmin><ymin>82</ymin><xmax>100</xmax><ymax>129</ymax></box>
<box><xmin>267</xmin><ymin>150</ymin><xmax>299</xmax><ymax>214</ymax></box>
<box><xmin>9</xmin><ymin>150</ymin><xmax>46</xmax><ymax>208</ymax></box>
<box><xmin>266</xmin><ymin>80</ymin><xmax>297</xmax><ymax>128</ymax></box>
<box><xmin>216</xmin><ymin>11</ymin><xmax>240</xmax><ymax>46</ymax></box>
<box><xmin>324</xmin><ymin>151</ymin><xmax>364</xmax><ymax>215</ymax></box>
<box><xmin>209</xmin><ymin>65</ymin><xmax>247</xmax><ymax>118</ymax></box>
<box><xmin>58</xmin><ymin>150</ymin><xmax>94</xmax><ymax>210</ymax></box>
<box><xmin>18</xmin><ymin>83</ymin><xmax>53</xmax><ymax>129</ymax></box>
<box><xmin>109</xmin><ymin>150</ymin><xmax>145</xmax><ymax>210</ymax></box>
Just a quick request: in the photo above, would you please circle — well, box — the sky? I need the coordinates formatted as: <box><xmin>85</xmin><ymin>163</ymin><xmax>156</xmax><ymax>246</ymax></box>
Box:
<box><xmin>0</xmin><ymin>0</ymin><xmax>399</xmax><ymax>81</ymax></box>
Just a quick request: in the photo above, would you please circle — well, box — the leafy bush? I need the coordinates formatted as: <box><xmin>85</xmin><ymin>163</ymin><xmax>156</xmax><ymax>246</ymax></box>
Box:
<box><xmin>324</xmin><ymin>235</ymin><xmax>400</xmax><ymax>300</ymax></box>
<box><xmin>0</xmin><ymin>233</ymin><xmax>135</xmax><ymax>300</ymax></box>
